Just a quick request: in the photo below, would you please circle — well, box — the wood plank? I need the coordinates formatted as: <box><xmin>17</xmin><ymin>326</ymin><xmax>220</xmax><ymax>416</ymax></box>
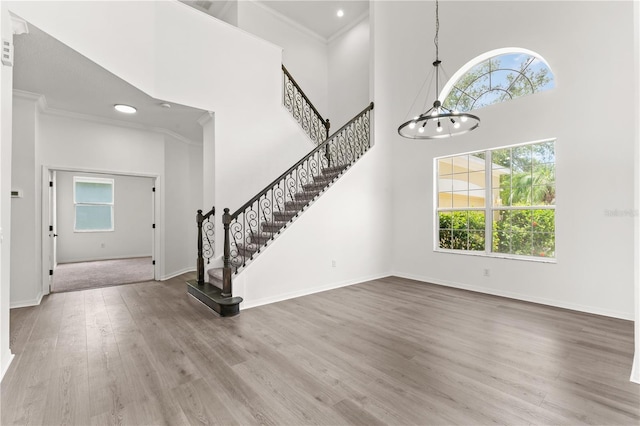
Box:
<box><xmin>2</xmin><ymin>274</ymin><xmax>639</xmax><ymax>425</ymax></box>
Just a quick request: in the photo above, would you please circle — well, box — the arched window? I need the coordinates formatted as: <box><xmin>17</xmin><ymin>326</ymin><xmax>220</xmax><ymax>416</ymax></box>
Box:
<box><xmin>442</xmin><ymin>48</ymin><xmax>555</xmax><ymax>112</ymax></box>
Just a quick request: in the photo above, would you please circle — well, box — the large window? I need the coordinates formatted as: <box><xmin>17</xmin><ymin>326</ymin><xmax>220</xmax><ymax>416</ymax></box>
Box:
<box><xmin>74</xmin><ymin>176</ymin><xmax>114</xmax><ymax>232</ymax></box>
<box><xmin>442</xmin><ymin>49</ymin><xmax>555</xmax><ymax>113</ymax></box>
<box><xmin>436</xmin><ymin>140</ymin><xmax>555</xmax><ymax>260</ymax></box>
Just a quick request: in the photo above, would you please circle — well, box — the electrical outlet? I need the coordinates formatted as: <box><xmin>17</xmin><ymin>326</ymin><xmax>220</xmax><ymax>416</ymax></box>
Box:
<box><xmin>332</xmin><ymin>260</ymin><xmax>337</xmax><ymax>268</ymax></box>
<box><xmin>483</xmin><ymin>268</ymin><xmax>490</xmax><ymax>277</ymax></box>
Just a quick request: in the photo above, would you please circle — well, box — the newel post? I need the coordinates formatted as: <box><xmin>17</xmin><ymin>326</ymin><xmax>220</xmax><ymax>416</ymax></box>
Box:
<box><xmin>222</xmin><ymin>208</ymin><xmax>232</xmax><ymax>297</ymax></box>
<box><xmin>196</xmin><ymin>209</ymin><xmax>205</xmax><ymax>285</ymax></box>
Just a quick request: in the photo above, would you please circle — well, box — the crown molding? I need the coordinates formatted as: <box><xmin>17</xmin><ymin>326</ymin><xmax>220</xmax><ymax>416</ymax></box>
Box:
<box><xmin>327</xmin><ymin>10</ymin><xmax>369</xmax><ymax>44</ymax></box>
<box><xmin>10</xmin><ymin>13</ymin><xmax>29</xmax><ymax>35</ymax></box>
<box><xmin>197</xmin><ymin>111</ymin><xmax>214</xmax><ymax>126</ymax></box>
<box><xmin>250</xmin><ymin>0</ymin><xmax>327</xmax><ymax>44</ymax></box>
<box><xmin>13</xmin><ymin>90</ymin><xmax>200</xmax><ymax>146</ymax></box>
<box><xmin>13</xmin><ymin>89</ymin><xmax>48</xmax><ymax>110</ymax></box>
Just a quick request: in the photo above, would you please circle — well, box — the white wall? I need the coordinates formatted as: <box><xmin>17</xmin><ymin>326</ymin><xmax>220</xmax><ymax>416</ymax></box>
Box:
<box><xmin>163</xmin><ymin>135</ymin><xmax>198</xmax><ymax>277</ymax></box>
<box><xmin>1</xmin><ymin>1</ymin><xmax>15</xmax><ymax>382</ymax></box>
<box><xmin>328</xmin><ymin>15</ymin><xmax>370</xmax><ymax>129</ymax></box>
<box><xmin>236</xmin><ymin>117</ymin><xmax>394</xmax><ymax>309</ymax></box>
<box><xmin>9</xmin><ymin>94</ymin><xmax>40</xmax><ymax>307</ymax></box>
<box><xmin>238</xmin><ymin>0</ymin><xmax>329</xmax><ymax>117</ymax></box>
<box><xmin>379</xmin><ymin>1</ymin><xmax>636</xmax><ymax>320</ymax></box>
<box><xmin>55</xmin><ymin>171</ymin><xmax>153</xmax><ymax>263</ymax></box>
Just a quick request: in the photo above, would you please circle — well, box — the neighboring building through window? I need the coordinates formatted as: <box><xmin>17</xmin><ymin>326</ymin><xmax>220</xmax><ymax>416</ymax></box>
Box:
<box><xmin>442</xmin><ymin>49</ymin><xmax>555</xmax><ymax>112</ymax></box>
<box><xmin>437</xmin><ymin>140</ymin><xmax>555</xmax><ymax>260</ymax></box>
<box><xmin>74</xmin><ymin>176</ymin><xmax>114</xmax><ymax>232</ymax></box>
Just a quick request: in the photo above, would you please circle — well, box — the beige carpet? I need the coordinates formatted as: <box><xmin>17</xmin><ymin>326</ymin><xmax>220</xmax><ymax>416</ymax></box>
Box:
<box><xmin>52</xmin><ymin>257</ymin><xmax>154</xmax><ymax>292</ymax></box>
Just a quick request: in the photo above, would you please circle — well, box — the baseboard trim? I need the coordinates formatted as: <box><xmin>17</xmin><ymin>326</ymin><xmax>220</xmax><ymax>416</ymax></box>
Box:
<box><xmin>10</xmin><ymin>291</ymin><xmax>44</xmax><ymax>309</ymax></box>
<box><xmin>58</xmin><ymin>254</ymin><xmax>152</xmax><ymax>264</ymax></box>
<box><xmin>241</xmin><ymin>272</ymin><xmax>391</xmax><ymax>310</ymax></box>
<box><xmin>631</xmin><ymin>356</ymin><xmax>640</xmax><ymax>384</ymax></box>
<box><xmin>161</xmin><ymin>267</ymin><xmax>196</xmax><ymax>281</ymax></box>
<box><xmin>1</xmin><ymin>353</ymin><xmax>15</xmax><ymax>383</ymax></box>
<box><xmin>392</xmin><ymin>271</ymin><xmax>634</xmax><ymax>321</ymax></box>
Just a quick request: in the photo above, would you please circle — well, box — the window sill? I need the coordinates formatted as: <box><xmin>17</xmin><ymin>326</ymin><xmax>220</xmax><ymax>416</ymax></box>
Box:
<box><xmin>434</xmin><ymin>248</ymin><xmax>557</xmax><ymax>264</ymax></box>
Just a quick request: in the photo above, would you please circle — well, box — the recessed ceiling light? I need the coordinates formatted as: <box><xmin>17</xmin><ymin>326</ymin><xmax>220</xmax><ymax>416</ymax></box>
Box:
<box><xmin>114</xmin><ymin>104</ymin><xmax>137</xmax><ymax>114</ymax></box>
<box><xmin>337</xmin><ymin>9</ymin><xmax>344</xmax><ymax>18</ymax></box>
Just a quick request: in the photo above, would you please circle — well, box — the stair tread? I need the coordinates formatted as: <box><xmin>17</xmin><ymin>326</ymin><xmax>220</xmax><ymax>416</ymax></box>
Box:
<box><xmin>186</xmin><ymin>280</ymin><xmax>242</xmax><ymax>316</ymax></box>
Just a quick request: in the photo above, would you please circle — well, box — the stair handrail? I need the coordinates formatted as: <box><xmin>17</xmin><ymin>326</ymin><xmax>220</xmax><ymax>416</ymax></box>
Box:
<box><xmin>222</xmin><ymin>102</ymin><xmax>374</xmax><ymax>284</ymax></box>
<box><xmin>196</xmin><ymin>206</ymin><xmax>215</xmax><ymax>285</ymax></box>
<box><xmin>282</xmin><ymin>64</ymin><xmax>331</xmax><ymax>144</ymax></box>
<box><xmin>229</xmin><ymin>102</ymin><xmax>374</xmax><ymax>220</ymax></box>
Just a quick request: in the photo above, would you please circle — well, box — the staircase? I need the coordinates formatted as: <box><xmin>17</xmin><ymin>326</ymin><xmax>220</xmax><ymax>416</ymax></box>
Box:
<box><xmin>187</xmin><ymin>65</ymin><xmax>373</xmax><ymax>316</ymax></box>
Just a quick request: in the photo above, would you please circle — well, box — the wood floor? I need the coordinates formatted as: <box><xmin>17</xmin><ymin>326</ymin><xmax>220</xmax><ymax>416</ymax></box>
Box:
<box><xmin>2</xmin><ymin>274</ymin><xmax>638</xmax><ymax>425</ymax></box>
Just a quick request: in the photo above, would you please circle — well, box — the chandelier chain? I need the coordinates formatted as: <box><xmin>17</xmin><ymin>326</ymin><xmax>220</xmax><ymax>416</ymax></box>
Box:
<box><xmin>434</xmin><ymin>0</ymin><xmax>439</xmax><ymax>61</ymax></box>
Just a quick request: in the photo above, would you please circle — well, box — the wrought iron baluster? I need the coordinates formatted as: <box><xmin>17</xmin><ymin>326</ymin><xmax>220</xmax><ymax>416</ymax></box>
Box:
<box><xmin>222</xmin><ymin>102</ymin><xmax>373</xmax><ymax>278</ymax></box>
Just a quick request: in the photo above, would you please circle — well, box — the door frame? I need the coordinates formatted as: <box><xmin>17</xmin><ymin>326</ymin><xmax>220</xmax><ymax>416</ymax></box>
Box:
<box><xmin>41</xmin><ymin>165</ymin><xmax>160</xmax><ymax>295</ymax></box>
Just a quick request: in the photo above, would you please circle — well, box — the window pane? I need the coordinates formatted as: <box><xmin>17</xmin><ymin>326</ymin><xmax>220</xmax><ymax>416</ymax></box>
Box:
<box><xmin>494</xmin><ymin>231</ymin><xmax>511</xmax><ymax>254</ymax></box>
<box><xmin>76</xmin><ymin>182</ymin><xmax>113</xmax><ymax>203</ymax></box>
<box><xmin>533</xmin><ymin>233</ymin><xmax>555</xmax><ymax>258</ymax></box>
<box><xmin>435</xmin><ymin>140</ymin><xmax>555</xmax><ymax>260</ymax></box>
<box><xmin>469</xmin><ymin>171</ymin><xmax>485</xmax><ymax>189</ymax></box>
<box><xmin>451</xmin><ymin>191</ymin><xmax>469</xmax><ymax>208</ymax></box>
<box><xmin>532</xmin><ymin>209</ymin><xmax>555</xmax><ymax>233</ymax></box>
<box><xmin>468</xmin><ymin>211</ymin><xmax>485</xmax><ymax>230</ymax></box>
<box><xmin>492</xmin><ymin>149</ymin><xmax>511</xmax><ymax>169</ymax></box>
<box><xmin>439</xmin><ymin>212</ymin><xmax>453</xmax><ymax>230</ymax></box>
<box><xmin>451</xmin><ymin>175</ymin><xmax>469</xmax><ymax>192</ymax></box>
<box><xmin>468</xmin><ymin>190</ymin><xmax>486</xmax><ymax>208</ymax></box>
<box><xmin>532</xmin><ymin>185</ymin><xmax>555</xmax><ymax>205</ymax></box>
<box><xmin>442</xmin><ymin>51</ymin><xmax>555</xmax><ymax>112</ymax></box>
<box><xmin>452</xmin><ymin>230</ymin><xmax>468</xmax><ymax>250</ymax></box>
<box><xmin>438</xmin><ymin>158</ymin><xmax>454</xmax><ymax>176</ymax></box>
<box><xmin>451</xmin><ymin>155</ymin><xmax>469</xmax><ymax>174</ymax></box>
<box><xmin>75</xmin><ymin>205</ymin><xmax>113</xmax><ymax>231</ymax></box>
<box><xmin>533</xmin><ymin>164</ymin><xmax>555</xmax><ymax>185</ymax></box>
<box><xmin>439</xmin><ymin>230</ymin><xmax>452</xmax><ymax>249</ymax></box>
<box><xmin>451</xmin><ymin>211</ymin><xmax>468</xmax><ymax>229</ymax></box>
<box><xmin>512</xmin><ymin>145</ymin><xmax>532</xmax><ymax>173</ymax></box>
<box><xmin>511</xmin><ymin>186</ymin><xmax>532</xmax><ymax>206</ymax></box>
<box><xmin>439</xmin><ymin>192</ymin><xmax>453</xmax><ymax>208</ymax></box>
<box><xmin>468</xmin><ymin>231</ymin><xmax>485</xmax><ymax>251</ymax></box>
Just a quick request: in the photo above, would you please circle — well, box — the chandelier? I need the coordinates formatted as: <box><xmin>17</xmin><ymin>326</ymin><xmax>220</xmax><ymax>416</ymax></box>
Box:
<box><xmin>398</xmin><ymin>0</ymin><xmax>480</xmax><ymax>139</ymax></box>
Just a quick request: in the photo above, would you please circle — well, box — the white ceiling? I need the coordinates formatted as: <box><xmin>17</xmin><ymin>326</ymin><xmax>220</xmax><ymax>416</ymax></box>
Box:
<box><xmin>13</xmin><ymin>25</ymin><xmax>206</xmax><ymax>143</ymax></box>
<box><xmin>181</xmin><ymin>0</ymin><xmax>369</xmax><ymax>40</ymax></box>
<box><xmin>262</xmin><ymin>1</ymin><xmax>369</xmax><ymax>40</ymax></box>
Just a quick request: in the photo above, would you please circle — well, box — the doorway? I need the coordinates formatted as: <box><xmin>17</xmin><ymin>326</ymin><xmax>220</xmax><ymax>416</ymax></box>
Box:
<box><xmin>43</xmin><ymin>169</ymin><xmax>158</xmax><ymax>293</ymax></box>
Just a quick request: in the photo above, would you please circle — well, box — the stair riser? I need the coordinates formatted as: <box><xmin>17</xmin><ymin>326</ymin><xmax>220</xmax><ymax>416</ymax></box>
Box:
<box><xmin>303</xmin><ymin>183</ymin><xmax>327</xmax><ymax>192</ymax></box>
<box><xmin>273</xmin><ymin>212</ymin><xmax>297</xmax><ymax>221</ymax></box>
<box><xmin>295</xmin><ymin>194</ymin><xmax>318</xmax><ymax>202</ymax></box>
<box><xmin>262</xmin><ymin>224</ymin><xmax>284</xmax><ymax>233</ymax></box>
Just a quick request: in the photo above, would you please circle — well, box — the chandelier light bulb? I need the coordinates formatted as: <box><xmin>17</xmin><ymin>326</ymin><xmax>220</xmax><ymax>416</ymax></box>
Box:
<box><xmin>396</xmin><ymin>0</ymin><xmax>480</xmax><ymax>139</ymax></box>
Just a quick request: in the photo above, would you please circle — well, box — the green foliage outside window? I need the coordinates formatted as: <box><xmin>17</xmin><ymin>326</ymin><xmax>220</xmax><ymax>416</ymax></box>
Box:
<box><xmin>438</xmin><ymin>140</ymin><xmax>555</xmax><ymax>259</ymax></box>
